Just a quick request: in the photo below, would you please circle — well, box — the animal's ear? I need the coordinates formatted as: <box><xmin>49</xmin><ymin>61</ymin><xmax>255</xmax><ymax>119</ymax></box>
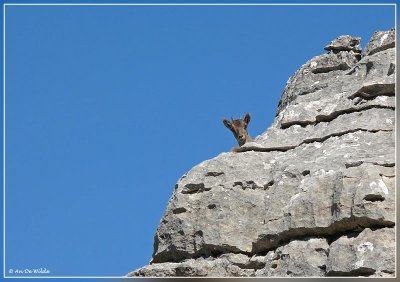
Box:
<box><xmin>223</xmin><ymin>118</ymin><xmax>234</xmax><ymax>131</ymax></box>
<box><xmin>244</xmin><ymin>112</ymin><xmax>251</xmax><ymax>125</ymax></box>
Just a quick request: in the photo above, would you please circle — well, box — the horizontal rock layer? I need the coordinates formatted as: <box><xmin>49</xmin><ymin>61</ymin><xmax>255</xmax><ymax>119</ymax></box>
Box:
<box><xmin>128</xmin><ymin>28</ymin><xmax>395</xmax><ymax>277</ymax></box>
<box><xmin>130</xmin><ymin>228</ymin><xmax>394</xmax><ymax>277</ymax></box>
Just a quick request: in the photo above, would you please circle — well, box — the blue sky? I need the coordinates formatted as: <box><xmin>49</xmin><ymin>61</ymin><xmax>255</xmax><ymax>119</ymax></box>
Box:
<box><xmin>2</xmin><ymin>1</ymin><xmax>395</xmax><ymax>278</ymax></box>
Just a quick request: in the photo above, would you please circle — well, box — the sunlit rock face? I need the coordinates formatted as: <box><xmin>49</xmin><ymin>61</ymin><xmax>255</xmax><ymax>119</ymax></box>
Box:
<box><xmin>128</xmin><ymin>28</ymin><xmax>395</xmax><ymax>277</ymax></box>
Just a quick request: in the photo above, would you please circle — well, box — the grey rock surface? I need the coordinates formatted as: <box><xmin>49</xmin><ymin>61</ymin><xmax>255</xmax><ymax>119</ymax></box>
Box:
<box><xmin>324</xmin><ymin>35</ymin><xmax>362</xmax><ymax>54</ymax></box>
<box><xmin>127</xmin><ymin>29</ymin><xmax>395</xmax><ymax>277</ymax></box>
<box><xmin>364</xmin><ymin>28</ymin><xmax>395</xmax><ymax>56</ymax></box>
<box><xmin>327</xmin><ymin>228</ymin><xmax>395</xmax><ymax>276</ymax></box>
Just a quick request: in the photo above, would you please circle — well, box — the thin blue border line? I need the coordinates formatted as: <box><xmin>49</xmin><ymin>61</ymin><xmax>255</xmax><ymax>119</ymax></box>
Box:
<box><xmin>2</xmin><ymin>2</ymin><xmax>397</xmax><ymax>279</ymax></box>
<box><xmin>3</xmin><ymin>2</ymin><xmax>6</xmax><ymax>279</ymax></box>
<box><xmin>2</xmin><ymin>3</ymin><xmax>398</xmax><ymax>6</ymax></box>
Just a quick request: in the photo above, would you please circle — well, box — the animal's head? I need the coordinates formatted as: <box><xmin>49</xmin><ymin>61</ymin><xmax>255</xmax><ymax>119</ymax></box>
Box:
<box><xmin>223</xmin><ymin>112</ymin><xmax>252</xmax><ymax>147</ymax></box>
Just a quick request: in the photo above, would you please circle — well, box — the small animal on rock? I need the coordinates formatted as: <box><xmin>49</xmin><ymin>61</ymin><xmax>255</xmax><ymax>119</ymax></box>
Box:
<box><xmin>223</xmin><ymin>112</ymin><xmax>253</xmax><ymax>151</ymax></box>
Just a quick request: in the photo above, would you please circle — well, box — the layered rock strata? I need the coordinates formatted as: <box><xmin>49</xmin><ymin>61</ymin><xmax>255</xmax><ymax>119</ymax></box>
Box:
<box><xmin>128</xmin><ymin>28</ymin><xmax>395</xmax><ymax>277</ymax></box>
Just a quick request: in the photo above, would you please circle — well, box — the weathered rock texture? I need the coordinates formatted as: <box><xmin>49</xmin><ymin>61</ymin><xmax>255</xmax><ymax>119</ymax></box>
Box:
<box><xmin>128</xmin><ymin>29</ymin><xmax>395</xmax><ymax>277</ymax></box>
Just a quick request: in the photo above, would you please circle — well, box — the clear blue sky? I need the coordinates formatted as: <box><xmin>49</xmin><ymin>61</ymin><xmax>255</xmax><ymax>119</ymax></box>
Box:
<box><xmin>2</xmin><ymin>1</ymin><xmax>395</xmax><ymax>277</ymax></box>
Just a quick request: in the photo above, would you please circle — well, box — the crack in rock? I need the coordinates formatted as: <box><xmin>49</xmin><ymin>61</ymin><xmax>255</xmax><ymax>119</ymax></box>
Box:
<box><xmin>233</xmin><ymin>180</ymin><xmax>265</xmax><ymax>190</ymax></box>
<box><xmin>235</xmin><ymin>145</ymin><xmax>296</xmax><ymax>153</ymax></box>
<box><xmin>314</xmin><ymin>105</ymin><xmax>394</xmax><ymax>123</ymax></box>
<box><xmin>311</xmin><ymin>62</ymin><xmax>352</xmax><ymax>74</ymax></box>
<box><xmin>363</xmin><ymin>194</ymin><xmax>385</xmax><ymax>202</ymax></box>
<box><xmin>327</xmin><ymin>267</ymin><xmax>376</xmax><ymax>277</ymax></box>
<box><xmin>371</xmin><ymin>162</ymin><xmax>394</xmax><ymax>167</ymax></box>
<box><xmin>348</xmin><ymin>83</ymin><xmax>395</xmax><ymax>100</ymax></box>
<box><xmin>231</xmin><ymin>260</ymin><xmax>266</xmax><ymax>270</ymax></box>
<box><xmin>345</xmin><ymin>161</ymin><xmax>364</xmax><ymax>168</ymax></box>
<box><xmin>181</xmin><ymin>183</ymin><xmax>209</xmax><ymax>194</ymax></box>
<box><xmin>236</xmin><ymin>128</ymin><xmax>391</xmax><ymax>153</ymax></box>
<box><xmin>205</xmin><ymin>171</ymin><xmax>225</xmax><ymax>177</ymax></box>
<box><xmin>152</xmin><ymin>218</ymin><xmax>393</xmax><ymax>264</ymax></box>
<box><xmin>300</xmin><ymin>128</ymin><xmax>391</xmax><ymax>145</ymax></box>
<box><xmin>172</xmin><ymin>207</ymin><xmax>188</xmax><ymax>214</ymax></box>
<box><xmin>251</xmin><ymin>217</ymin><xmax>394</xmax><ymax>255</ymax></box>
<box><xmin>281</xmin><ymin>104</ymin><xmax>394</xmax><ymax>130</ymax></box>
<box><xmin>387</xmin><ymin>63</ymin><xmax>395</xmax><ymax>76</ymax></box>
<box><xmin>344</xmin><ymin>160</ymin><xmax>394</xmax><ymax>170</ymax></box>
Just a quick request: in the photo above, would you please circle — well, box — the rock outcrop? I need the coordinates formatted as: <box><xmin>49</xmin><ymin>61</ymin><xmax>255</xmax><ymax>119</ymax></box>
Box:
<box><xmin>128</xmin><ymin>28</ymin><xmax>395</xmax><ymax>277</ymax></box>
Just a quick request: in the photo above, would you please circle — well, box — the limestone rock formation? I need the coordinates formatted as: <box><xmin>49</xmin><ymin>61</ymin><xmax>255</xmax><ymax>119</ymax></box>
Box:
<box><xmin>324</xmin><ymin>35</ymin><xmax>362</xmax><ymax>54</ymax></box>
<box><xmin>364</xmin><ymin>28</ymin><xmax>395</xmax><ymax>56</ymax></box>
<box><xmin>127</xmin><ymin>28</ymin><xmax>395</xmax><ymax>277</ymax></box>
